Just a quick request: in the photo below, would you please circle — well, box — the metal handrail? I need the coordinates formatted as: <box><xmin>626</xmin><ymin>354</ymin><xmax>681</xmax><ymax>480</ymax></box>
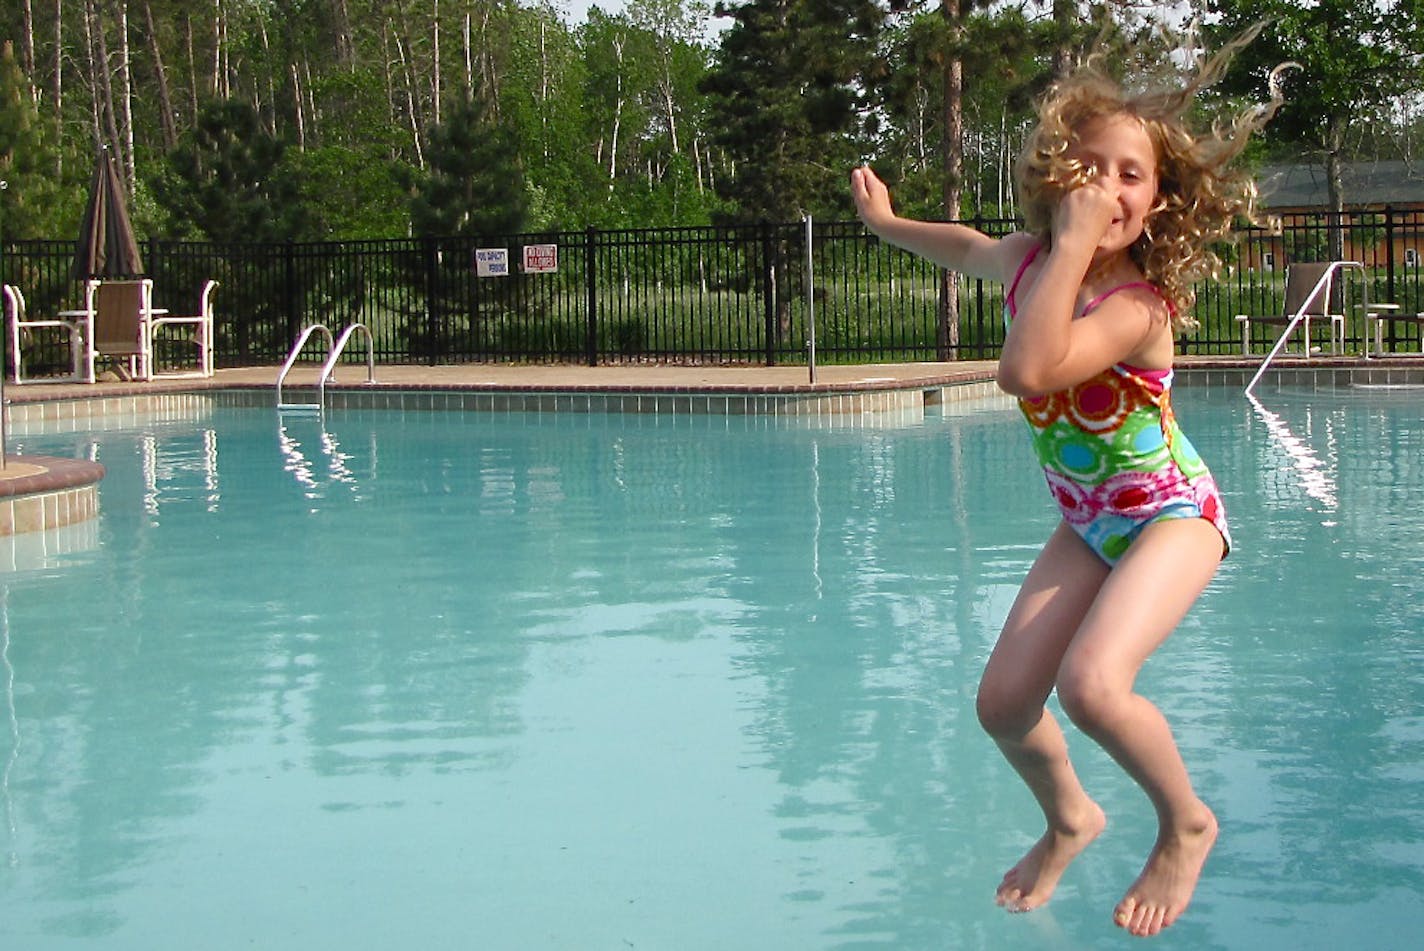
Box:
<box><xmin>1244</xmin><ymin>261</ymin><xmax>1363</xmax><ymax>397</ymax></box>
<box><xmin>277</xmin><ymin>323</ymin><xmax>377</xmax><ymax>413</ymax></box>
<box><xmin>276</xmin><ymin>323</ymin><xmax>334</xmax><ymax>411</ymax></box>
<box><xmin>318</xmin><ymin>324</ymin><xmax>376</xmax><ymax>400</ymax></box>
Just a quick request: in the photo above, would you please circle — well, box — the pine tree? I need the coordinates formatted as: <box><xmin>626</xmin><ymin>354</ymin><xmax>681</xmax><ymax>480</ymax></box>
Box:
<box><xmin>701</xmin><ymin>0</ymin><xmax>887</xmax><ymax>224</ymax></box>
<box><xmin>155</xmin><ymin>99</ymin><xmax>306</xmax><ymax>243</ymax></box>
<box><xmin>407</xmin><ymin>94</ymin><xmax>527</xmax><ymax>238</ymax></box>
<box><xmin>0</xmin><ymin>39</ymin><xmax>71</xmax><ymax>240</ymax></box>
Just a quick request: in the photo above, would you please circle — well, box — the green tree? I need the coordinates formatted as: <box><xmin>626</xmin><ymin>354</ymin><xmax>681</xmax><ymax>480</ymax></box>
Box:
<box><xmin>503</xmin><ymin>3</ymin><xmax>603</xmax><ymax>229</ymax></box>
<box><xmin>870</xmin><ymin>0</ymin><xmax>1038</xmax><ymax>359</ymax></box>
<box><xmin>407</xmin><ymin>94</ymin><xmax>527</xmax><ymax>238</ymax></box>
<box><xmin>154</xmin><ymin>99</ymin><xmax>307</xmax><ymax>242</ymax></box>
<box><xmin>1207</xmin><ymin>0</ymin><xmax>1424</xmax><ymax>213</ymax></box>
<box><xmin>579</xmin><ymin>9</ymin><xmax>661</xmax><ymax>224</ymax></box>
<box><xmin>293</xmin><ymin>68</ymin><xmax>413</xmax><ymax>238</ymax></box>
<box><xmin>393</xmin><ymin>91</ymin><xmax>529</xmax><ymax>360</ymax></box>
<box><xmin>877</xmin><ymin>4</ymin><xmax>1048</xmax><ymax>219</ymax></box>
<box><xmin>699</xmin><ymin>0</ymin><xmax>887</xmax><ymax>350</ymax></box>
<box><xmin>572</xmin><ymin>3</ymin><xmax>716</xmax><ymax>228</ymax></box>
<box><xmin>627</xmin><ymin>0</ymin><xmax>717</xmax><ymax>225</ymax></box>
<box><xmin>0</xmin><ymin>39</ymin><xmax>76</xmax><ymax>240</ymax></box>
<box><xmin>148</xmin><ymin>99</ymin><xmax>308</xmax><ymax>362</ymax></box>
<box><xmin>291</xmin><ymin>145</ymin><xmax>411</xmax><ymax>239</ymax></box>
<box><xmin>701</xmin><ymin>0</ymin><xmax>887</xmax><ymax>224</ymax></box>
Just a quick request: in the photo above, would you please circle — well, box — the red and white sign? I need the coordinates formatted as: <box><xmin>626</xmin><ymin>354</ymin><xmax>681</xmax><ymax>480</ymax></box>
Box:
<box><xmin>522</xmin><ymin>244</ymin><xmax>558</xmax><ymax>273</ymax></box>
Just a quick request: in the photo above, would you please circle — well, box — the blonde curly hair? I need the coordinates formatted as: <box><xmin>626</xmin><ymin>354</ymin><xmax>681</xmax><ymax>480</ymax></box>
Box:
<box><xmin>1015</xmin><ymin>26</ymin><xmax>1290</xmax><ymax>332</ymax></box>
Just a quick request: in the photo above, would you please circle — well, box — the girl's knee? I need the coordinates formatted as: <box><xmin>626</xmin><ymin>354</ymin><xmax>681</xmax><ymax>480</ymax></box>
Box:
<box><xmin>1056</xmin><ymin>665</ymin><xmax>1127</xmax><ymax>735</ymax></box>
<box><xmin>976</xmin><ymin>681</ymin><xmax>1043</xmax><ymax>740</ymax></box>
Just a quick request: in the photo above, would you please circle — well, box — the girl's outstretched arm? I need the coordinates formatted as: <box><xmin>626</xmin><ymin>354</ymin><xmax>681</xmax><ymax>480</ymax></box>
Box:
<box><xmin>850</xmin><ymin>166</ymin><xmax>1022</xmax><ymax>283</ymax></box>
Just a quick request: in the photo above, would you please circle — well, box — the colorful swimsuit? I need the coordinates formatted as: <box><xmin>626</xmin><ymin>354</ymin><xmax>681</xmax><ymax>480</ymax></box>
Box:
<box><xmin>1004</xmin><ymin>246</ymin><xmax>1231</xmax><ymax>565</ymax></box>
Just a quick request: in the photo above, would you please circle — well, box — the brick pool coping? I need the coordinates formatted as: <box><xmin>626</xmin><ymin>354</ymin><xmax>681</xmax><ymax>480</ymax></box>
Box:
<box><xmin>4</xmin><ymin>355</ymin><xmax>1423</xmax><ymax>414</ymax></box>
<box><xmin>0</xmin><ymin>455</ymin><xmax>105</xmax><ymax>537</ymax></box>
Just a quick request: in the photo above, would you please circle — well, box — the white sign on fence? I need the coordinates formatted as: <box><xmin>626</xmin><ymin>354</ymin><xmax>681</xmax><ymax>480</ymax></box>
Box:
<box><xmin>475</xmin><ymin>247</ymin><xmax>509</xmax><ymax>276</ymax></box>
<box><xmin>522</xmin><ymin>244</ymin><xmax>558</xmax><ymax>273</ymax></box>
<box><xmin>475</xmin><ymin>248</ymin><xmax>509</xmax><ymax>277</ymax></box>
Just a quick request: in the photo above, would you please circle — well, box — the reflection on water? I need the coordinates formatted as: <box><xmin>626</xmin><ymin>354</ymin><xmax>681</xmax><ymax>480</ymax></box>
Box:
<box><xmin>1245</xmin><ymin>392</ymin><xmax>1338</xmax><ymax>514</ymax></box>
<box><xmin>0</xmin><ymin>520</ymin><xmax>100</xmax><ymax>575</ymax></box>
<box><xmin>0</xmin><ymin>392</ymin><xmax>1421</xmax><ymax>950</ymax></box>
<box><xmin>276</xmin><ymin>414</ymin><xmax>367</xmax><ymax>502</ymax></box>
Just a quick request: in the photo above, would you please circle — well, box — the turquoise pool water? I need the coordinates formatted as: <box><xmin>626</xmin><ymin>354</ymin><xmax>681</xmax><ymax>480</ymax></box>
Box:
<box><xmin>1</xmin><ymin>387</ymin><xmax>1421</xmax><ymax>950</ymax></box>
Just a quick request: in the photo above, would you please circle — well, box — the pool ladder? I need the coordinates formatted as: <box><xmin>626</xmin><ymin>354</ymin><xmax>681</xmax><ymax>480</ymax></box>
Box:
<box><xmin>1244</xmin><ymin>261</ymin><xmax>1363</xmax><ymax>397</ymax></box>
<box><xmin>277</xmin><ymin>323</ymin><xmax>376</xmax><ymax>413</ymax></box>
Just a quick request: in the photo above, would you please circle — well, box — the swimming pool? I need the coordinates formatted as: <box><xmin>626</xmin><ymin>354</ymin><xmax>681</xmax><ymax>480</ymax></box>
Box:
<box><xmin>1</xmin><ymin>386</ymin><xmax>1421</xmax><ymax>950</ymax></box>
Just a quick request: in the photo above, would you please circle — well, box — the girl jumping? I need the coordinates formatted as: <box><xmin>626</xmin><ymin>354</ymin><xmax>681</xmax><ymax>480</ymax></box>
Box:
<box><xmin>851</xmin><ymin>30</ymin><xmax>1286</xmax><ymax>938</ymax></box>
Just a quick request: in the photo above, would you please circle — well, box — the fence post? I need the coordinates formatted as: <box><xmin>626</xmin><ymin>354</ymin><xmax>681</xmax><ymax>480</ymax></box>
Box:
<box><xmin>804</xmin><ymin>215</ymin><xmax>816</xmax><ymax>383</ymax></box>
<box><xmin>284</xmin><ymin>240</ymin><xmax>298</xmax><ymax>352</ymax></box>
<box><xmin>585</xmin><ymin>226</ymin><xmax>598</xmax><ymax>366</ymax></box>
<box><xmin>1383</xmin><ymin>205</ymin><xmax>1397</xmax><ymax>309</ymax></box>
<box><xmin>761</xmin><ymin>221</ymin><xmax>776</xmax><ymax>366</ymax></box>
<box><xmin>423</xmin><ymin>236</ymin><xmax>440</xmax><ymax>365</ymax></box>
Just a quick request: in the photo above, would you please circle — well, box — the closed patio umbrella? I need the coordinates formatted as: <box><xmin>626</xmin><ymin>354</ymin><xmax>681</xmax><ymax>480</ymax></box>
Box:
<box><xmin>73</xmin><ymin>147</ymin><xmax>143</xmax><ymax>280</ymax></box>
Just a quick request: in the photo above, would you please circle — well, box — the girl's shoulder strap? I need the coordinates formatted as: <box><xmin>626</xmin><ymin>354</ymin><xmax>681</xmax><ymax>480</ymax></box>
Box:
<box><xmin>1081</xmin><ymin>280</ymin><xmax>1178</xmax><ymax>322</ymax></box>
<box><xmin>1004</xmin><ymin>243</ymin><xmax>1042</xmax><ymax>318</ymax></box>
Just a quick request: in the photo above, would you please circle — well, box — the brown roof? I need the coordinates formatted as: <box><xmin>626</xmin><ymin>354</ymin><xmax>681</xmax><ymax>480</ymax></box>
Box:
<box><xmin>1258</xmin><ymin>160</ymin><xmax>1424</xmax><ymax>209</ymax></box>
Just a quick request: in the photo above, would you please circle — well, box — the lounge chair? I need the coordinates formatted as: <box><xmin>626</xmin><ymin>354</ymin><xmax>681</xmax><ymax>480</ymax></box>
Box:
<box><xmin>86</xmin><ymin>278</ymin><xmax>157</xmax><ymax>382</ymax></box>
<box><xmin>1235</xmin><ymin>262</ymin><xmax>1346</xmax><ymax>357</ymax></box>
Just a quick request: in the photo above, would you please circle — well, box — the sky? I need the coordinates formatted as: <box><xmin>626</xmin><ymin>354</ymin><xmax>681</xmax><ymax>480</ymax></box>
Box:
<box><xmin>554</xmin><ymin>0</ymin><xmax>732</xmax><ymax>36</ymax></box>
<box><xmin>556</xmin><ymin>0</ymin><xmax>619</xmax><ymax>21</ymax></box>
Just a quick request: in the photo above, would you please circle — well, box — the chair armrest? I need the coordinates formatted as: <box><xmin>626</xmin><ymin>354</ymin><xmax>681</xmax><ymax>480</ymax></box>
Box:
<box><xmin>15</xmin><ymin>317</ymin><xmax>84</xmax><ymax>329</ymax></box>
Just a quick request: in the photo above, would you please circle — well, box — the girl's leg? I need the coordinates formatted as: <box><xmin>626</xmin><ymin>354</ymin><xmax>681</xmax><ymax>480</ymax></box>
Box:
<box><xmin>977</xmin><ymin>523</ymin><xmax>1111</xmax><ymax>912</ymax></box>
<box><xmin>1052</xmin><ymin>517</ymin><xmax>1223</xmax><ymax>937</ymax></box>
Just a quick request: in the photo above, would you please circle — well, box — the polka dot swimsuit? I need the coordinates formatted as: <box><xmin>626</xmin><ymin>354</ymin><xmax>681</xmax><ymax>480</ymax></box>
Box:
<box><xmin>1005</xmin><ymin>246</ymin><xmax>1231</xmax><ymax>565</ymax></box>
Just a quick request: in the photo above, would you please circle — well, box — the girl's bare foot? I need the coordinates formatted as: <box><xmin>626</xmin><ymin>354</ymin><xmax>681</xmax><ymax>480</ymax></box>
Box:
<box><xmin>1113</xmin><ymin>805</ymin><xmax>1218</xmax><ymax>937</ymax></box>
<box><xmin>995</xmin><ymin>800</ymin><xmax>1107</xmax><ymax>913</ymax></box>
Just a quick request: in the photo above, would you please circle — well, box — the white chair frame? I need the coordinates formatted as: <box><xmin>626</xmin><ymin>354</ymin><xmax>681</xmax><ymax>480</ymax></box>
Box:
<box><xmin>150</xmin><ymin>279</ymin><xmax>217</xmax><ymax>379</ymax></box>
<box><xmin>4</xmin><ymin>284</ymin><xmax>88</xmax><ymax>384</ymax></box>
<box><xmin>1364</xmin><ymin>301</ymin><xmax>1424</xmax><ymax>358</ymax></box>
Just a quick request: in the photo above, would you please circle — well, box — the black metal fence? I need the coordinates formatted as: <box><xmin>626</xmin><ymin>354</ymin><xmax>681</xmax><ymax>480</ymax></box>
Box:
<box><xmin>3</xmin><ymin>207</ymin><xmax>1421</xmax><ymax>373</ymax></box>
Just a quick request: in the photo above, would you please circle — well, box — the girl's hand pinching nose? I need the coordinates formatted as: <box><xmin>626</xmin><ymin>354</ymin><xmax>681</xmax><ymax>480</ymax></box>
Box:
<box><xmin>1054</xmin><ymin>180</ymin><xmax>1118</xmax><ymax>246</ymax></box>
